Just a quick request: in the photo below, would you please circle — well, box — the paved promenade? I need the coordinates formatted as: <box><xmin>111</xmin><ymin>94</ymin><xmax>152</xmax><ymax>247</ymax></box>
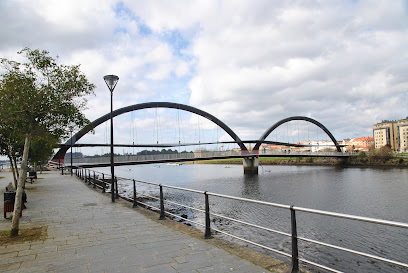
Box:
<box><xmin>0</xmin><ymin>170</ymin><xmax>279</xmax><ymax>273</ymax></box>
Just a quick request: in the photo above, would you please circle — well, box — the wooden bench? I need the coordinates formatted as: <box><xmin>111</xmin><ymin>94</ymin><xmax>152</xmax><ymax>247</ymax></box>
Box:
<box><xmin>27</xmin><ymin>171</ymin><xmax>37</xmax><ymax>184</ymax></box>
<box><xmin>27</xmin><ymin>176</ymin><xmax>36</xmax><ymax>183</ymax></box>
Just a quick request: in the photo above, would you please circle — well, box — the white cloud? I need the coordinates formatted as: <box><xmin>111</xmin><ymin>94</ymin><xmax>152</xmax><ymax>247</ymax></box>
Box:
<box><xmin>186</xmin><ymin>0</ymin><xmax>408</xmax><ymax>139</ymax></box>
<box><xmin>1</xmin><ymin>0</ymin><xmax>407</xmax><ymax>156</ymax></box>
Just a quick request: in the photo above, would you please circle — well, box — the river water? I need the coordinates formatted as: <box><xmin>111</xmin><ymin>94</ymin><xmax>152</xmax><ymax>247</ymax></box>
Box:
<box><xmin>92</xmin><ymin>164</ymin><xmax>408</xmax><ymax>273</ymax></box>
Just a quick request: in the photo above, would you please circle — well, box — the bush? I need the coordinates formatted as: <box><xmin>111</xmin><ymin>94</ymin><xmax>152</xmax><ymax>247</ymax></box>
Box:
<box><xmin>368</xmin><ymin>146</ymin><xmax>393</xmax><ymax>160</ymax></box>
<box><xmin>358</xmin><ymin>151</ymin><xmax>367</xmax><ymax>158</ymax></box>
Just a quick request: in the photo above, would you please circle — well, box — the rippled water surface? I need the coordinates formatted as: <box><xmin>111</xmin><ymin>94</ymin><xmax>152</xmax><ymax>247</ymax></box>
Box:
<box><xmin>93</xmin><ymin>164</ymin><xmax>408</xmax><ymax>272</ymax></box>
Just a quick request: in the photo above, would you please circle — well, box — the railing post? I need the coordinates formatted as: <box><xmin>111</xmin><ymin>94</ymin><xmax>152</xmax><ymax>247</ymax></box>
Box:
<box><xmin>290</xmin><ymin>206</ymin><xmax>300</xmax><ymax>273</ymax></box>
<box><xmin>88</xmin><ymin>171</ymin><xmax>91</xmax><ymax>185</ymax></box>
<box><xmin>159</xmin><ymin>185</ymin><xmax>165</xmax><ymax>220</ymax></box>
<box><xmin>204</xmin><ymin>192</ymin><xmax>212</xmax><ymax>239</ymax></box>
<box><xmin>132</xmin><ymin>179</ymin><xmax>137</xmax><ymax>208</ymax></box>
<box><xmin>115</xmin><ymin>176</ymin><xmax>119</xmax><ymax>198</ymax></box>
<box><xmin>93</xmin><ymin>171</ymin><xmax>96</xmax><ymax>188</ymax></box>
<box><xmin>102</xmin><ymin>173</ymin><xmax>105</xmax><ymax>193</ymax></box>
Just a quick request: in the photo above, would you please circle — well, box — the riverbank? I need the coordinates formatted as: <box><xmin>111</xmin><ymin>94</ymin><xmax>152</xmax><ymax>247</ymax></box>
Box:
<box><xmin>190</xmin><ymin>156</ymin><xmax>408</xmax><ymax>168</ymax></box>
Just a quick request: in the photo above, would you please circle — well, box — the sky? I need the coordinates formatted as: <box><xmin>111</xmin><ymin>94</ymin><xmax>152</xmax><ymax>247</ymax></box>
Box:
<box><xmin>1</xmin><ymin>0</ymin><xmax>407</xmax><ymax>155</ymax></box>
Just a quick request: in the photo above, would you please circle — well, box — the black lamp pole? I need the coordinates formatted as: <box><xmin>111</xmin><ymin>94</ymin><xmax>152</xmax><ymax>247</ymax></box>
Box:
<box><xmin>70</xmin><ymin>127</ymin><xmax>73</xmax><ymax>176</ymax></box>
<box><xmin>104</xmin><ymin>75</ymin><xmax>119</xmax><ymax>202</ymax></box>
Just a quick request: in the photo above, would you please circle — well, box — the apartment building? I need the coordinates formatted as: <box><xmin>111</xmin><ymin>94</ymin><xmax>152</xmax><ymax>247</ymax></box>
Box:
<box><xmin>398</xmin><ymin>118</ymin><xmax>408</xmax><ymax>152</ymax></box>
<box><xmin>373</xmin><ymin>117</ymin><xmax>408</xmax><ymax>152</ymax></box>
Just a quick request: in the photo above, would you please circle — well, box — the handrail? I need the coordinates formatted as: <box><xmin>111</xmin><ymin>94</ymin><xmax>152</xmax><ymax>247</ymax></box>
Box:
<box><xmin>73</xmin><ymin>167</ymin><xmax>408</xmax><ymax>273</ymax></box>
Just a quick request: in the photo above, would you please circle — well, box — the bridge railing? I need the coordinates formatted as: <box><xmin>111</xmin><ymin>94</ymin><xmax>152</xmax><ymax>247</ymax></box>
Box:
<box><xmin>68</xmin><ymin>150</ymin><xmax>349</xmax><ymax>165</ymax></box>
<box><xmin>73</xmin><ymin>167</ymin><xmax>407</xmax><ymax>273</ymax></box>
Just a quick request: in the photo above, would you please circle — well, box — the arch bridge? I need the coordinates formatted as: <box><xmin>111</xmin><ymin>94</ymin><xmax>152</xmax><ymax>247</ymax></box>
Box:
<box><xmin>52</xmin><ymin>102</ymin><xmax>348</xmax><ymax>174</ymax></box>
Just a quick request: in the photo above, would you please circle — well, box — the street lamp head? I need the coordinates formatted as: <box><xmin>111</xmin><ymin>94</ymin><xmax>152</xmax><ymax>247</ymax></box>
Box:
<box><xmin>103</xmin><ymin>75</ymin><xmax>119</xmax><ymax>92</ymax></box>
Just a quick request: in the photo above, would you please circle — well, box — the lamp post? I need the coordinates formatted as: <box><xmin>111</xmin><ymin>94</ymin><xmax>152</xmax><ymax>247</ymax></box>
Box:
<box><xmin>69</xmin><ymin>126</ymin><xmax>74</xmax><ymax>176</ymax></box>
<box><xmin>104</xmin><ymin>74</ymin><xmax>119</xmax><ymax>202</ymax></box>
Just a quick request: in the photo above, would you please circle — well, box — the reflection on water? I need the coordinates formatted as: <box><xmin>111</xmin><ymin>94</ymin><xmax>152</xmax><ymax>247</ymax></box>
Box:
<box><xmin>93</xmin><ymin>164</ymin><xmax>408</xmax><ymax>273</ymax></box>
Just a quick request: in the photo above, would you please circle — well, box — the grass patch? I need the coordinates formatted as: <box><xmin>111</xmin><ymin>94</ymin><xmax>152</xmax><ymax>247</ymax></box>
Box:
<box><xmin>0</xmin><ymin>176</ymin><xmax>4</xmax><ymax>179</ymax></box>
<box><xmin>0</xmin><ymin>226</ymin><xmax>47</xmax><ymax>245</ymax></box>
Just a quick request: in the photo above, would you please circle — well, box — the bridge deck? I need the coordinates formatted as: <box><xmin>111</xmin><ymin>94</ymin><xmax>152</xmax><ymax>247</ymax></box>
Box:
<box><xmin>63</xmin><ymin>152</ymin><xmax>349</xmax><ymax>169</ymax></box>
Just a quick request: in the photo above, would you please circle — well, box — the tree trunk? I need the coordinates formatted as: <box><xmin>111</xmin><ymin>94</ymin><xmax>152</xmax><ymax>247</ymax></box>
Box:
<box><xmin>10</xmin><ymin>134</ymin><xmax>31</xmax><ymax>237</ymax></box>
<box><xmin>7</xmin><ymin>150</ymin><xmax>18</xmax><ymax>189</ymax></box>
<box><xmin>12</xmin><ymin>153</ymin><xmax>19</xmax><ymax>179</ymax></box>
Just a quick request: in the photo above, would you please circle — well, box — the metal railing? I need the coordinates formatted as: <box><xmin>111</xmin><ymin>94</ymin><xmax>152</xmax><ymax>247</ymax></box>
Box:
<box><xmin>72</xmin><ymin>167</ymin><xmax>408</xmax><ymax>273</ymax></box>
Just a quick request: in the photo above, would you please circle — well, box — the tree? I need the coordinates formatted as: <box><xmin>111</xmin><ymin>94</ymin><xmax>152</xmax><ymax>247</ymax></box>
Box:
<box><xmin>0</xmin><ymin>124</ymin><xmax>24</xmax><ymax>188</ymax></box>
<box><xmin>28</xmin><ymin>129</ymin><xmax>60</xmax><ymax>171</ymax></box>
<box><xmin>0</xmin><ymin>48</ymin><xmax>95</xmax><ymax>236</ymax></box>
<box><xmin>368</xmin><ymin>145</ymin><xmax>393</xmax><ymax>160</ymax></box>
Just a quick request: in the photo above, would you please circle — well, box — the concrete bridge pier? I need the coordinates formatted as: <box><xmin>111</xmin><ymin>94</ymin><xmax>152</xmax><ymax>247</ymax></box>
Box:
<box><xmin>243</xmin><ymin>157</ymin><xmax>259</xmax><ymax>174</ymax></box>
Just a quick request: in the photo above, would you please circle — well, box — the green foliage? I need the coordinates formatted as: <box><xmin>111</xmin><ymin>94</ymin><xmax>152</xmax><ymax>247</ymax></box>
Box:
<box><xmin>368</xmin><ymin>145</ymin><xmax>393</xmax><ymax>160</ymax></box>
<box><xmin>136</xmin><ymin>149</ymin><xmax>193</xmax><ymax>155</ymax></box>
<box><xmin>357</xmin><ymin>151</ymin><xmax>367</xmax><ymax>158</ymax></box>
<box><xmin>28</xmin><ymin>130</ymin><xmax>59</xmax><ymax>168</ymax></box>
<box><xmin>0</xmin><ymin>48</ymin><xmax>95</xmax><ymax>138</ymax></box>
<box><xmin>0</xmin><ymin>47</ymin><xmax>95</xmax><ymax>160</ymax></box>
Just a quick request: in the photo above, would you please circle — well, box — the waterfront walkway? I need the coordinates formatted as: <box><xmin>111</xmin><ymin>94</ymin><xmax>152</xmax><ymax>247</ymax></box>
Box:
<box><xmin>0</xmin><ymin>170</ymin><xmax>280</xmax><ymax>273</ymax></box>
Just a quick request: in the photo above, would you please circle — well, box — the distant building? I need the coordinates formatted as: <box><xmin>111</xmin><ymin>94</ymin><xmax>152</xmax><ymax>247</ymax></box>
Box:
<box><xmin>342</xmin><ymin>137</ymin><xmax>373</xmax><ymax>152</ymax></box>
<box><xmin>310</xmin><ymin>140</ymin><xmax>335</xmax><ymax>152</ymax></box>
<box><xmin>373</xmin><ymin>117</ymin><xmax>408</xmax><ymax>152</ymax></box>
<box><xmin>397</xmin><ymin>118</ymin><xmax>408</xmax><ymax>152</ymax></box>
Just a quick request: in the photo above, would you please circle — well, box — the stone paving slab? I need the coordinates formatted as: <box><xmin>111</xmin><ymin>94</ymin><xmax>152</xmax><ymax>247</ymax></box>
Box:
<box><xmin>0</xmin><ymin>170</ymin><xmax>272</xmax><ymax>273</ymax></box>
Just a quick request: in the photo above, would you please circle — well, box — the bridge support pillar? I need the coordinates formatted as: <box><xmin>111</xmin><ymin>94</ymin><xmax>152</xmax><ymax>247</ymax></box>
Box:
<box><xmin>243</xmin><ymin>157</ymin><xmax>259</xmax><ymax>174</ymax></box>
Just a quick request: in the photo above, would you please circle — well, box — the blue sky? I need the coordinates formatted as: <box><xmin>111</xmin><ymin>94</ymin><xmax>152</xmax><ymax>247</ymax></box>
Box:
<box><xmin>0</xmin><ymin>0</ymin><xmax>407</xmax><ymax>155</ymax></box>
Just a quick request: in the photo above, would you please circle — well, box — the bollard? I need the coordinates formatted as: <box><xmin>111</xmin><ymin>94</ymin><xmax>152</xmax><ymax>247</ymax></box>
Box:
<box><xmin>290</xmin><ymin>206</ymin><xmax>300</xmax><ymax>273</ymax></box>
<box><xmin>159</xmin><ymin>185</ymin><xmax>165</xmax><ymax>220</ymax></box>
<box><xmin>132</xmin><ymin>179</ymin><xmax>137</xmax><ymax>208</ymax></box>
<box><xmin>88</xmin><ymin>171</ymin><xmax>91</xmax><ymax>185</ymax></box>
<box><xmin>204</xmin><ymin>192</ymin><xmax>212</xmax><ymax>239</ymax></box>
